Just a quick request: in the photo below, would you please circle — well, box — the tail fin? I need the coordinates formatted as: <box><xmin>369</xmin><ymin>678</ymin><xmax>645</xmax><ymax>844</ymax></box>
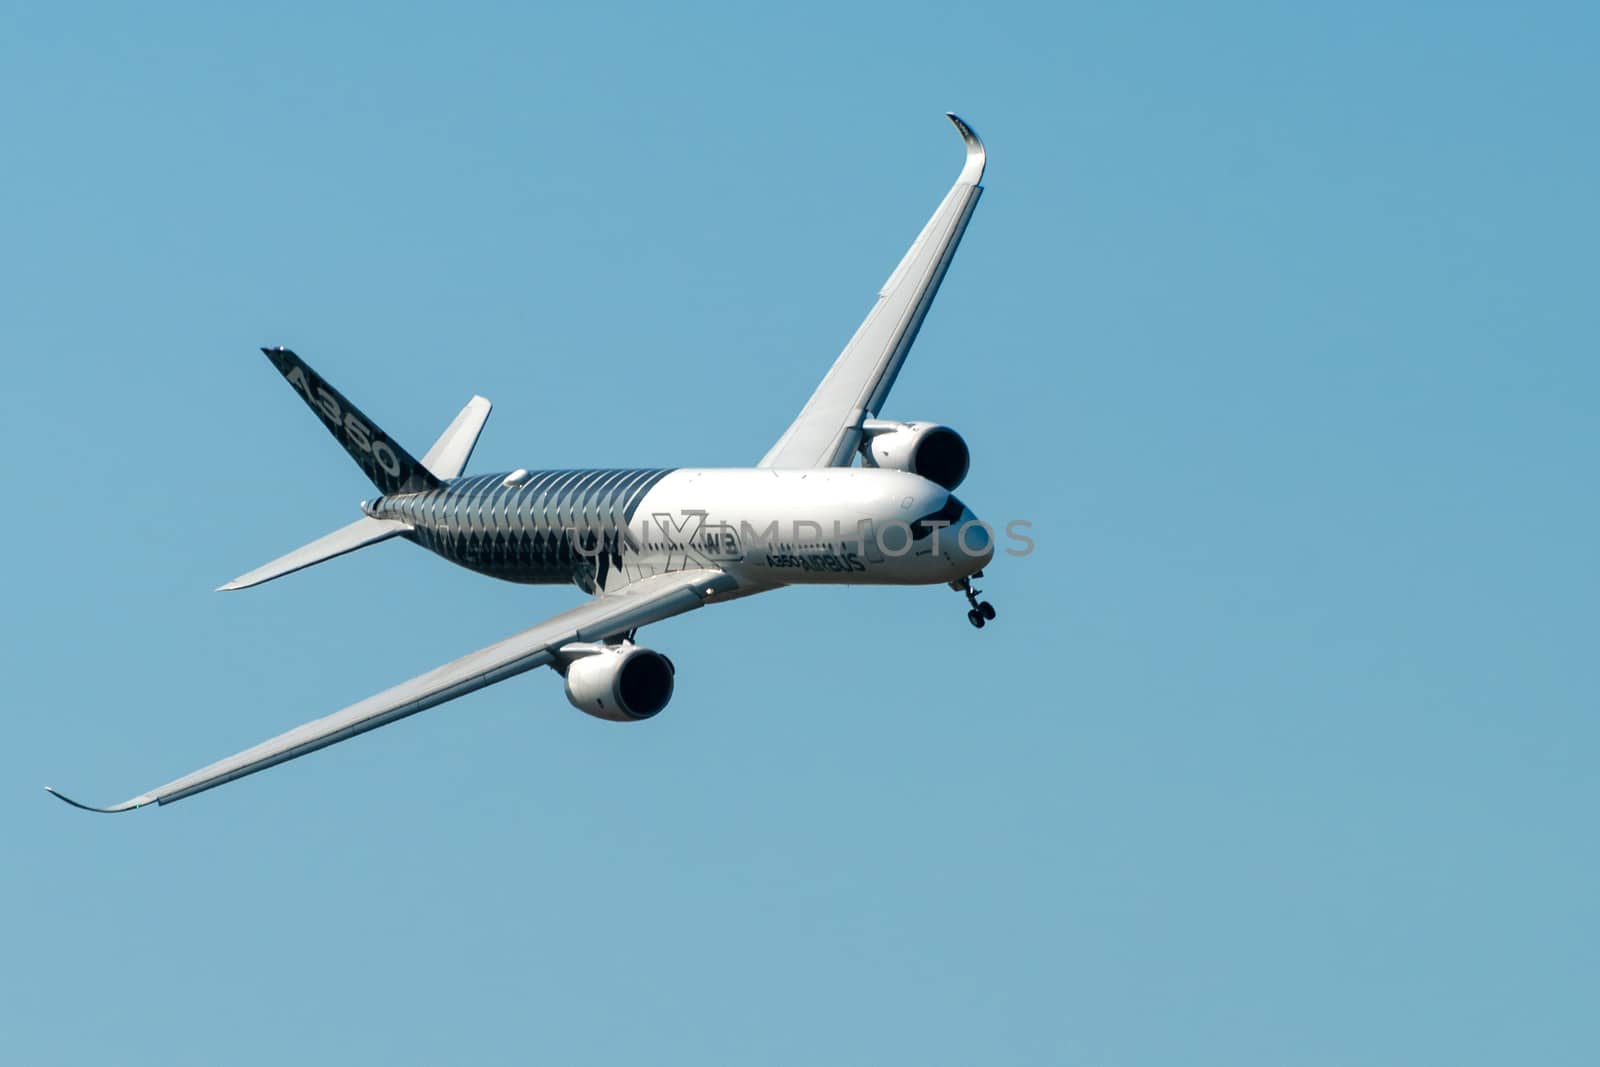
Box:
<box><xmin>222</xmin><ymin>359</ymin><xmax>494</xmax><ymax>592</ymax></box>
<box><xmin>261</xmin><ymin>347</ymin><xmax>440</xmax><ymax>495</ymax></box>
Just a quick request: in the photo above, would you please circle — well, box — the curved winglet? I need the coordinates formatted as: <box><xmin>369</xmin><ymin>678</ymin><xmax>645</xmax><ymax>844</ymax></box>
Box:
<box><xmin>44</xmin><ymin>786</ymin><xmax>152</xmax><ymax>814</ymax></box>
<box><xmin>946</xmin><ymin>112</ymin><xmax>986</xmax><ymax>185</ymax></box>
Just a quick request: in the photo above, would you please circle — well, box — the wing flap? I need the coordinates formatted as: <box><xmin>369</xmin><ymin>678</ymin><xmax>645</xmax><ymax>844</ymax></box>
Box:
<box><xmin>48</xmin><ymin>569</ymin><xmax>739</xmax><ymax>812</ymax></box>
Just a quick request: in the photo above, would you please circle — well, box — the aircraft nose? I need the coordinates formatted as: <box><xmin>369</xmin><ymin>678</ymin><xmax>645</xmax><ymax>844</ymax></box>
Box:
<box><xmin>949</xmin><ymin>506</ymin><xmax>994</xmax><ymax>574</ymax></box>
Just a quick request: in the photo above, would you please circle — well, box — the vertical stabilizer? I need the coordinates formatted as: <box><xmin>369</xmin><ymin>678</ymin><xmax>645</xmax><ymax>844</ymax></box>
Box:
<box><xmin>261</xmin><ymin>347</ymin><xmax>440</xmax><ymax>495</ymax></box>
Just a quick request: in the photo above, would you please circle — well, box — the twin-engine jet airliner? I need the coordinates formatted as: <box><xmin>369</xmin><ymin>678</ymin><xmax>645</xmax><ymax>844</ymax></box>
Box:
<box><xmin>48</xmin><ymin>113</ymin><xmax>998</xmax><ymax>813</ymax></box>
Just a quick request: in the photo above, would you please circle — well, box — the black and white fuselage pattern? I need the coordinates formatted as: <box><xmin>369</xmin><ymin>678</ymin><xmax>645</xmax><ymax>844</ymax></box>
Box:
<box><xmin>366</xmin><ymin>466</ymin><xmax>990</xmax><ymax>595</ymax></box>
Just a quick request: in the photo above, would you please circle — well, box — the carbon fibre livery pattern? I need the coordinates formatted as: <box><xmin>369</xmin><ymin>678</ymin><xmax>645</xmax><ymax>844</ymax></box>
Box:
<box><xmin>263</xmin><ymin>347</ymin><xmax>442</xmax><ymax>496</ymax></box>
<box><xmin>369</xmin><ymin>469</ymin><xmax>673</xmax><ymax>591</ymax></box>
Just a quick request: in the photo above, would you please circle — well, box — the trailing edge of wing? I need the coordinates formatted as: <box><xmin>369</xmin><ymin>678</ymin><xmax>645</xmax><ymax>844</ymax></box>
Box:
<box><xmin>46</xmin><ymin>569</ymin><xmax>740</xmax><ymax>813</ymax></box>
<box><xmin>758</xmin><ymin>113</ymin><xmax>986</xmax><ymax>470</ymax></box>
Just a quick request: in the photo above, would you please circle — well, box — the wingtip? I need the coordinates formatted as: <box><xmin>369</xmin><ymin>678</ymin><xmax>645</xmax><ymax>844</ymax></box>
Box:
<box><xmin>945</xmin><ymin>113</ymin><xmax>986</xmax><ymax>184</ymax></box>
<box><xmin>217</xmin><ymin>567</ymin><xmax>257</xmax><ymax>590</ymax></box>
<box><xmin>44</xmin><ymin>786</ymin><xmax>149</xmax><ymax>814</ymax></box>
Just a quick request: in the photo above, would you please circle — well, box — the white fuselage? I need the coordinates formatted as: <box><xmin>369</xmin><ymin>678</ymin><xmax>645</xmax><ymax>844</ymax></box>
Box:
<box><xmin>627</xmin><ymin>468</ymin><xmax>992</xmax><ymax>590</ymax></box>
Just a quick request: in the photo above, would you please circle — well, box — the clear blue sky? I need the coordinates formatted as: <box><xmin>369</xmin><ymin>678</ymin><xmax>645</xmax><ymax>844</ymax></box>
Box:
<box><xmin>4</xmin><ymin>2</ymin><xmax>1595</xmax><ymax>1063</ymax></box>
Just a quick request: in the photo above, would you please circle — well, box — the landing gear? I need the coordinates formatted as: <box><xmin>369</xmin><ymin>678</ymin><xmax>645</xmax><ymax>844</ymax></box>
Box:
<box><xmin>953</xmin><ymin>573</ymin><xmax>997</xmax><ymax>629</ymax></box>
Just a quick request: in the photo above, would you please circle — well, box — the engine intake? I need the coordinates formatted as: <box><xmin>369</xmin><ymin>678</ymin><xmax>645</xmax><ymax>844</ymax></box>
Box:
<box><xmin>860</xmin><ymin>420</ymin><xmax>970</xmax><ymax>490</ymax></box>
<box><xmin>563</xmin><ymin>644</ymin><xmax>675</xmax><ymax>722</ymax></box>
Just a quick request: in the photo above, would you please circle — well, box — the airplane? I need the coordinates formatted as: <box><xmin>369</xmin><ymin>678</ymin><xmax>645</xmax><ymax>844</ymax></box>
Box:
<box><xmin>46</xmin><ymin>112</ymin><xmax>998</xmax><ymax>814</ymax></box>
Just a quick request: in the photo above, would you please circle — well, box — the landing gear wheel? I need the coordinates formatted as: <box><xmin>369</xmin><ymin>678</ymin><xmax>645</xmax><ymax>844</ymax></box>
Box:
<box><xmin>955</xmin><ymin>576</ymin><xmax>996</xmax><ymax>629</ymax></box>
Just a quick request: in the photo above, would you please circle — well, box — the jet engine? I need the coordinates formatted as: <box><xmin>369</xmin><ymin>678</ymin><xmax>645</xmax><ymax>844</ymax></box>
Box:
<box><xmin>860</xmin><ymin>420</ymin><xmax>970</xmax><ymax>490</ymax></box>
<box><xmin>563</xmin><ymin>644</ymin><xmax>676</xmax><ymax>722</ymax></box>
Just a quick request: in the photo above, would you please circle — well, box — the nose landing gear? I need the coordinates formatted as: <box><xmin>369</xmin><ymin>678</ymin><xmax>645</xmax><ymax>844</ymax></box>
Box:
<box><xmin>952</xmin><ymin>573</ymin><xmax>997</xmax><ymax>629</ymax></box>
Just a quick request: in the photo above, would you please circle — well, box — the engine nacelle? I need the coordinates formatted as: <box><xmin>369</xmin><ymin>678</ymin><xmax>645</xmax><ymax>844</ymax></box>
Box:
<box><xmin>563</xmin><ymin>644</ymin><xmax>675</xmax><ymax>722</ymax></box>
<box><xmin>860</xmin><ymin>420</ymin><xmax>970</xmax><ymax>490</ymax></box>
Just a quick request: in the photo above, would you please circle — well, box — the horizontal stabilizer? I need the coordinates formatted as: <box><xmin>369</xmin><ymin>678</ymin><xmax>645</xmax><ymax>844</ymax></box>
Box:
<box><xmin>421</xmin><ymin>395</ymin><xmax>492</xmax><ymax>479</ymax></box>
<box><xmin>219</xmin><ymin>516</ymin><xmax>411</xmax><ymax>591</ymax></box>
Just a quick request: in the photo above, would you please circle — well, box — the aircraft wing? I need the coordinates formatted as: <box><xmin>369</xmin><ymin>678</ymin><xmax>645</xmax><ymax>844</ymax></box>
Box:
<box><xmin>47</xmin><ymin>569</ymin><xmax>739</xmax><ymax>813</ymax></box>
<box><xmin>758</xmin><ymin>113</ymin><xmax>986</xmax><ymax>470</ymax></box>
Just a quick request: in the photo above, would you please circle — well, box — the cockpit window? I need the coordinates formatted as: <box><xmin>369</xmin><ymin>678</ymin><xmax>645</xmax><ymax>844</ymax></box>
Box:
<box><xmin>910</xmin><ymin>494</ymin><xmax>966</xmax><ymax>540</ymax></box>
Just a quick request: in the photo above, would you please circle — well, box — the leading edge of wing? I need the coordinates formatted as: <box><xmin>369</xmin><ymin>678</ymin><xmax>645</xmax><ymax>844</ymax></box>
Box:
<box><xmin>46</xmin><ymin>569</ymin><xmax>741</xmax><ymax>814</ymax></box>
